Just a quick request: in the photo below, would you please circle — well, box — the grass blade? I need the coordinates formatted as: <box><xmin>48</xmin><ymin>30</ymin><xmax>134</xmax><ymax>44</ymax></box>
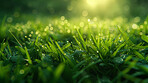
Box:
<box><xmin>62</xmin><ymin>43</ymin><xmax>71</xmax><ymax>50</ymax></box>
<box><xmin>73</xmin><ymin>36</ymin><xmax>83</xmax><ymax>50</ymax></box>
<box><xmin>111</xmin><ymin>42</ymin><xmax>125</xmax><ymax>57</ymax></box>
<box><xmin>9</xmin><ymin>30</ymin><xmax>23</xmax><ymax>47</ymax></box>
<box><xmin>54</xmin><ymin>63</ymin><xmax>65</xmax><ymax>83</ymax></box>
<box><xmin>134</xmin><ymin>51</ymin><xmax>144</xmax><ymax>60</ymax></box>
<box><xmin>25</xmin><ymin>47</ymin><xmax>32</xmax><ymax>64</ymax></box>
<box><xmin>76</xmin><ymin>29</ymin><xmax>87</xmax><ymax>51</ymax></box>
<box><xmin>141</xmin><ymin>35</ymin><xmax>148</xmax><ymax>43</ymax></box>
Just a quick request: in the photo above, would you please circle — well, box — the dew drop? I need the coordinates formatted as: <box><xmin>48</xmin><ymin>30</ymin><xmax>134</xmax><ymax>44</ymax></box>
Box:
<box><xmin>19</xmin><ymin>69</ymin><xmax>24</xmax><ymax>74</ymax></box>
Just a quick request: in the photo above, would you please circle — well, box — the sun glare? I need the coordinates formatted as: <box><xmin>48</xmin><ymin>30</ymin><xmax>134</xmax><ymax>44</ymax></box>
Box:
<box><xmin>86</xmin><ymin>0</ymin><xmax>110</xmax><ymax>8</ymax></box>
<box><xmin>86</xmin><ymin>0</ymin><xmax>98</xmax><ymax>7</ymax></box>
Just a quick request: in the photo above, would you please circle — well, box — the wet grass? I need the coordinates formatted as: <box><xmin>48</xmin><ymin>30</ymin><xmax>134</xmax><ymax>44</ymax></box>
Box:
<box><xmin>0</xmin><ymin>16</ymin><xmax>148</xmax><ymax>83</ymax></box>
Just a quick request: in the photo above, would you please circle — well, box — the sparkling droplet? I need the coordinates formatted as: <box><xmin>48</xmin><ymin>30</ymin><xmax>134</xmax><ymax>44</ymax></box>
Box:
<box><xmin>31</xmin><ymin>31</ymin><xmax>34</xmax><ymax>34</ymax></box>
<box><xmin>29</xmin><ymin>34</ymin><xmax>32</xmax><ymax>37</ymax></box>
<box><xmin>19</xmin><ymin>69</ymin><xmax>24</xmax><ymax>74</ymax></box>
<box><xmin>97</xmin><ymin>51</ymin><xmax>99</xmax><ymax>53</ymax></box>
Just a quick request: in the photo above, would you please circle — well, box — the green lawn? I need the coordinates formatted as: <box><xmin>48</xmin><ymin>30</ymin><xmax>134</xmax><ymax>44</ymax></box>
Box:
<box><xmin>0</xmin><ymin>16</ymin><xmax>148</xmax><ymax>83</ymax></box>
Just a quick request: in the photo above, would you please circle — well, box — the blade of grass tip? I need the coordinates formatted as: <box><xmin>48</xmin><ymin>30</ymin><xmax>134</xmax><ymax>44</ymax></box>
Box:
<box><xmin>50</xmin><ymin>37</ymin><xmax>54</xmax><ymax>45</ymax></box>
<box><xmin>133</xmin><ymin>43</ymin><xmax>144</xmax><ymax>49</ymax></box>
<box><xmin>111</xmin><ymin>42</ymin><xmax>125</xmax><ymax>57</ymax></box>
<box><xmin>4</xmin><ymin>48</ymin><xmax>10</xmax><ymax>57</ymax></box>
<box><xmin>54</xmin><ymin>42</ymin><xmax>64</xmax><ymax>62</ymax></box>
<box><xmin>55</xmin><ymin>42</ymin><xmax>65</xmax><ymax>55</ymax></box>
<box><xmin>62</xmin><ymin>43</ymin><xmax>71</xmax><ymax>50</ymax></box>
<box><xmin>0</xmin><ymin>51</ymin><xmax>6</xmax><ymax>60</ymax></box>
<box><xmin>0</xmin><ymin>43</ymin><xmax>7</xmax><ymax>59</ymax></box>
<box><xmin>141</xmin><ymin>35</ymin><xmax>148</xmax><ymax>43</ymax></box>
<box><xmin>73</xmin><ymin>36</ymin><xmax>83</xmax><ymax>50</ymax></box>
<box><xmin>133</xmin><ymin>51</ymin><xmax>144</xmax><ymax>60</ymax></box>
<box><xmin>97</xmin><ymin>33</ymin><xmax>101</xmax><ymax>52</ymax></box>
<box><xmin>122</xmin><ymin>59</ymin><xmax>138</xmax><ymax>74</ymax></box>
<box><xmin>48</xmin><ymin>41</ymin><xmax>57</xmax><ymax>54</ymax></box>
<box><xmin>35</xmin><ymin>36</ymin><xmax>39</xmax><ymax>46</ymax></box>
<box><xmin>91</xmin><ymin>34</ymin><xmax>104</xmax><ymax>61</ymax></box>
<box><xmin>9</xmin><ymin>30</ymin><xmax>23</xmax><ymax>47</ymax></box>
<box><xmin>125</xmin><ymin>56</ymin><xmax>132</xmax><ymax>62</ymax></box>
<box><xmin>1</xmin><ymin>39</ymin><xmax>6</xmax><ymax>44</ymax></box>
<box><xmin>15</xmin><ymin>46</ymin><xmax>26</xmax><ymax>54</ymax></box>
<box><xmin>101</xmin><ymin>40</ymin><xmax>109</xmax><ymax>55</ymax></box>
<box><xmin>136</xmin><ymin>65</ymin><xmax>148</xmax><ymax>73</ymax></box>
<box><xmin>76</xmin><ymin>29</ymin><xmax>87</xmax><ymax>51</ymax></box>
<box><xmin>0</xmin><ymin>42</ymin><xmax>7</xmax><ymax>52</ymax></box>
<box><xmin>135</xmin><ymin>45</ymin><xmax>148</xmax><ymax>49</ymax></box>
<box><xmin>91</xmin><ymin>34</ymin><xmax>99</xmax><ymax>49</ymax></box>
<box><xmin>1</xmin><ymin>16</ymin><xmax>7</xmax><ymax>28</ymax></box>
<box><xmin>122</xmin><ymin>74</ymin><xmax>141</xmax><ymax>82</ymax></box>
<box><xmin>25</xmin><ymin>47</ymin><xmax>32</xmax><ymax>65</ymax></box>
<box><xmin>46</xmin><ymin>44</ymin><xmax>52</xmax><ymax>52</ymax></box>
<box><xmin>7</xmin><ymin>43</ymin><xmax>12</xmax><ymax>56</ymax></box>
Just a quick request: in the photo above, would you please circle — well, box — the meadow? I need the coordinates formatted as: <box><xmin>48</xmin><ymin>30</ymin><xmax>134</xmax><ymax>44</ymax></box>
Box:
<box><xmin>0</xmin><ymin>15</ymin><xmax>148</xmax><ymax>83</ymax></box>
<box><xmin>0</xmin><ymin>0</ymin><xmax>148</xmax><ymax>83</ymax></box>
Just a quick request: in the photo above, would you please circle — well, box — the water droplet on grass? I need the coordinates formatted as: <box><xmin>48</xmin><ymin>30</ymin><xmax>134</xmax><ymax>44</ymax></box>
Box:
<box><xmin>139</xmin><ymin>32</ymin><xmax>143</xmax><ymax>35</ymax></box>
<box><xmin>113</xmin><ymin>57</ymin><xmax>123</xmax><ymax>64</ymax></box>
<box><xmin>29</xmin><ymin>34</ymin><xmax>32</xmax><ymax>37</ymax></box>
<box><xmin>50</xmin><ymin>27</ymin><xmax>53</xmax><ymax>30</ymax></box>
<box><xmin>31</xmin><ymin>31</ymin><xmax>34</xmax><ymax>34</ymax></box>
<box><xmin>36</xmin><ymin>31</ymin><xmax>39</xmax><ymax>35</ymax></box>
<box><xmin>19</xmin><ymin>69</ymin><xmax>24</xmax><ymax>74</ymax></box>
<box><xmin>42</xmin><ymin>53</ymin><xmax>45</xmax><ymax>56</ymax></box>
<box><xmin>97</xmin><ymin>51</ymin><xmax>99</xmax><ymax>53</ymax></box>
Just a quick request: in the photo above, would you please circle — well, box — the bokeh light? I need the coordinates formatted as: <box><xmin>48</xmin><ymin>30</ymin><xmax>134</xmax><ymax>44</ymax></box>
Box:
<box><xmin>86</xmin><ymin>0</ymin><xmax>110</xmax><ymax>8</ymax></box>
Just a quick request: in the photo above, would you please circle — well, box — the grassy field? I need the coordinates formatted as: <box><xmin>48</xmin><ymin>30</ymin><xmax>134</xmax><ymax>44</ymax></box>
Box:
<box><xmin>0</xmin><ymin>15</ymin><xmax>148</xmax><ymax>83</ymax></box>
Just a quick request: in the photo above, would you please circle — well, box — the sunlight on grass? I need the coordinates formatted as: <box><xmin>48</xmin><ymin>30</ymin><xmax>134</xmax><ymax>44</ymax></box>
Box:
<box><xmin>0</xmin><ymin>0</ymin><xmax>148</xmax><ymax>82</ymax></box>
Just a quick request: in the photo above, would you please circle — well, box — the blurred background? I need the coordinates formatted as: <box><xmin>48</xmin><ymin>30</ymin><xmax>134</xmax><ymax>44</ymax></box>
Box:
<box><xmin>0</xmin><ymin>0</ymin><xmax>148</xmax><ymax>19</ymax></box>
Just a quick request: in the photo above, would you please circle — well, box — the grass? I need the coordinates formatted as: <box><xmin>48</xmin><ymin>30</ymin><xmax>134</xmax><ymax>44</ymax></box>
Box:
<box><xmin>0</xmin><ymin>15</ymin><xmax>148</xmax><ymax>83</ymax></box>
